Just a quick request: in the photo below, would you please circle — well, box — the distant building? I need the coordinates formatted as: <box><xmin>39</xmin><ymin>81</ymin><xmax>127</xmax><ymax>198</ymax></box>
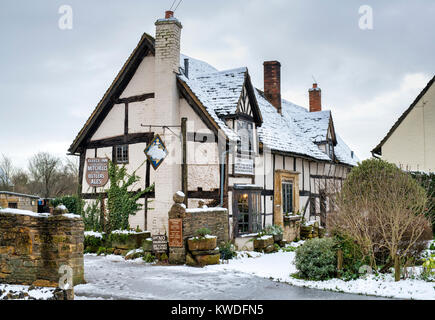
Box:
<box><xmin>0</xmin><ymin>191</ymin><xmax>39</xmax><ymax>212</ymax></box>
<box><xmin>372</xmin><ymin>76</ymin><xmax>435</xmax><ymax>172</ymax></box>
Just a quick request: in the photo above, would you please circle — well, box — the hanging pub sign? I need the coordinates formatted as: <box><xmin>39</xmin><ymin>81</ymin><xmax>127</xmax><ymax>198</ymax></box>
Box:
<box><xmin>144</xmin><ymin>134</ymin><xmax>168</xmax><ymax>170</ymax></box>
<box><xmin>86</xmin><ymin>158</ymin><xmax>109</xmax><ymax>187</ymax></box>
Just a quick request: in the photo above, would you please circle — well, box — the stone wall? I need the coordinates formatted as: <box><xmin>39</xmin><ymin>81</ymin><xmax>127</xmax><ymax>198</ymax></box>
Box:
<box><xmin>0</xmin><ymin>211</ymin><xmax>84</xmax><ymax>287</ymax></box>
<box><xmin>184</xmin><ymin>208</ymin><xmax>229</xmax><ymax>244</ymax></box>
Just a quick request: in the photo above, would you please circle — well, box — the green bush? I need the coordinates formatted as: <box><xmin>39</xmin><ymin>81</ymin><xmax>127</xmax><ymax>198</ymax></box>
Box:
<box><xmin>195</xmin><ymin>228</ymin><xmax>212</xmax><ymax>238</ymax></box>
<box><xmin>82</xmin><ymin>199</ymin><xmax>102</xmax><ymax>232</ymax></box>
<box><xmin>219</xmin><ymin>242</ymin><xmax>237</xmax><ymax>260</ymax></box>
<box><xmin>295</xmin><ymin>238</ymin><xmax>337</xmax><ymax>281</ymax></box>
<box><xmin>411</xmin><ymin>172</ymin><xmax>435</xmax><ymax>233</ymax></box>
<box><xmin>51</xmin><ymin>195</ymin><xmax>83</xmax><ymax>215</ymax></box>
<box><xmin>143</xmin><ymin>253</ymin><xmax>156</xmax><ymax>263</ymax></box>
<box><xmin>334</xmin><ymin>234</ymin><xmax>368</xmax><ymax>281</ymax></box>
<box><xmin>84</xmin><ymin>234</ymin><xmax>104</xmax><ymax>253</ymax></box>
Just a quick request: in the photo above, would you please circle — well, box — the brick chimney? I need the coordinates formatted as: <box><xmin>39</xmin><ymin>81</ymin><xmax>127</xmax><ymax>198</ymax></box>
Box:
<box><xmin>263</xmin><ymin>61</ymin><xmax>282</xmax><ymax>114</ymax></box>
<box><xmin>309</xmin><ymin>83</ymin><xmax>322</xmax><ymax>112</ymax></box>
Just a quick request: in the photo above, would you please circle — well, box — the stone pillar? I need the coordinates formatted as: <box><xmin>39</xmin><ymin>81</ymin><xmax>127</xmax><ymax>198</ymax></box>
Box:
<box><xmin>168</xmin><ymin>192</ymin><xmax>186</xmax><ymax>265</ymax></box>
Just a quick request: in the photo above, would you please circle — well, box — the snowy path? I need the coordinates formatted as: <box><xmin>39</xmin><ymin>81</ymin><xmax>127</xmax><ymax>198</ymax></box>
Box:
<box><xmin>74</xmin><ymin>255</ymin><xmax>383</xmax><ymax>300</ymax></box>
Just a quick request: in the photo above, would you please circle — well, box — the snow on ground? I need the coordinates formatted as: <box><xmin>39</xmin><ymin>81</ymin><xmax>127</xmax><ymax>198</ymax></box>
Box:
<box><xmin>0</xmin><ymin>284</ymin><xmax>55</xmax><ymax>300</ymax></box>
<box><xmin>206</xmin><ymin>249</ymin><xmax>435</xmax><ymax>300</ymax></box>
<box><xmin>75</xmin><ymin>254</ymin><xmax>380</xmax><ymax>300</ymax></box>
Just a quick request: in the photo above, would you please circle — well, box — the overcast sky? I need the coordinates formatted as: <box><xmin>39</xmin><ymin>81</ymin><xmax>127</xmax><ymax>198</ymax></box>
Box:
<box><xmin>0</xmin><ymin>0</ymin><xmax>434</xmax><ymax>169</ymax></box>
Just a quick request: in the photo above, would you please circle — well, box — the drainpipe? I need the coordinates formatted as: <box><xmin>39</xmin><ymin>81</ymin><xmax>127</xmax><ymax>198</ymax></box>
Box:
<box><xmin>219</xmin><ymin>150</ymin><xmax>229</xmax><ymax>207</ymax></box>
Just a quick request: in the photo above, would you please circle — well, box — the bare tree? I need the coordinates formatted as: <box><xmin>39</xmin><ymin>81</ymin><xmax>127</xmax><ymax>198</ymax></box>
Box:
<box><xmin>0</xmin><ymin>154</ymin><xmax>15</xmax><ymax>191</ymax></box>
<box><xmin>28</xmin><ymin>152</ymin><xmax>61</xmax><ymax>198</ymax></box>
<box><xmin>327</xmin><ymin>159</ymin><xmax>432</xmax><ymax>279</ymax></box>
<box><xmin>11</xmin><ymin>169</ymin><xmax>30</xmax><ymax>194</ymax></box>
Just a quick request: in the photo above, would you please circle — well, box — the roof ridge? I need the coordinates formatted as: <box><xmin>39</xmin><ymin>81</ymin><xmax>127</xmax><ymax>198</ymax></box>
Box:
<box><xmin>188</xmin><ymin>66</ymin><xmax>247</xmax><ymax>80</ymax></box>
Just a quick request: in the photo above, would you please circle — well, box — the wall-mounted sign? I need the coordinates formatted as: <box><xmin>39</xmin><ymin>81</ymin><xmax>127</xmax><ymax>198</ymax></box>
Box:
<box><xmin>86</xmin><ymin>158</ymin><xmax>109</xmax><ymax>187</ymax></box>
<box><xmin>168</xmin><ymin>219</ymin><xmax>183</xmax><ymax>248</ymax></box>
<box><xmin>144</xmin><ymin>134</ymin><xmax>168</xmax><ymax>170</ymax></box>
<box><xmin>152</xmin><ymin>235</ymin><xmax>168</xmax><ymax>253</ymax></box>
<box><xmin>234</xmin><ymin>157</ymin><xmax>254</xmax><ymax>175</ymax></box>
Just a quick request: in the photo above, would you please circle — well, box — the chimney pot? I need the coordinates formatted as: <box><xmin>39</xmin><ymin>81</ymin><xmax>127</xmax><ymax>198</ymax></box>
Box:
<box><xmin>184</xmin><ymin>58</ymin><xmax>189</xmax><ymax>79</ymax></box>
<box><xmin>263</xmin><ymin>61</ymin><xmax>282</xmax><ymax>114</ymax></box>
<box><xmin>165</xmin><ymin>10</ymin><xmax>174</xmax><ymax>19</ymax></box>
<box><xmin>309</xmin><ymin>83</ymin><xmax>322</xmax><ymax>112</ymax></box>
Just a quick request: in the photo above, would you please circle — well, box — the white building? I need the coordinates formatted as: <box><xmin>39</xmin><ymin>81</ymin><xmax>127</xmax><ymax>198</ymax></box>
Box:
<box><xmin>68</xmin><ymin>11</ymin><xmax>358</xmax><ymax>240</ymax></box>
<box><xmin>372</xmin><ymin>76</ymin><xmax>435</xmax><ymax>172</ymax></box>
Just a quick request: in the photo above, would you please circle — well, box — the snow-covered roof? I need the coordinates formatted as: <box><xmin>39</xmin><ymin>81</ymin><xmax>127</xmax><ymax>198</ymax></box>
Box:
<box><xmin>255</xmin><ymin>90</ymin><xmax>331</xmax><ymax>161</ymax></box>
<box><xmin>178</xmin><ymin>56</ymin><xmax>358</xmax><ymax>166</ymax></box>
<box><xmin>0</xmin><ymin>191</ymin><xmax>40</xmax><ymax>199</ymax></box>
<box><xmin>178</xmin><ymin>67</ymin><xmax>247</xmax><ymax>141</ymax></box>
<box><xmin>180</xmin><ymin>54</ymin><xmax>218</xmax><ymax>78</ymax></box>
<box><xmin>180</xmin><ymin>66</ymin><xmax>246</xmax><ymax>117</ymax></box>
<box><xmin>285</xmin><ymin>108</ymin><xmax>332</xmax><ymax>143</ymax></box>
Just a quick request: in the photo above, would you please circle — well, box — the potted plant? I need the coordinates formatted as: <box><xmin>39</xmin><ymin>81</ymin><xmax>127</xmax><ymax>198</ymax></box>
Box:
<box><xmin>268</xmin><ymin>225</ymin><xmax>284</xmax><ymax>242</ymax></box>
<box><xmin>187</xmin><ymin>228</ymin><xmax>217</xmax><ymax>251</ymax></box>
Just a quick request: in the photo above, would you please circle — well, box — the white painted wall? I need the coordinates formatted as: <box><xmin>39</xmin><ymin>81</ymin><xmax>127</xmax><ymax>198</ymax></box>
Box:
<box><xmin>382</xmin><ymin>83</ymin><xmax>435</xmax><ymax>172</ymax></box>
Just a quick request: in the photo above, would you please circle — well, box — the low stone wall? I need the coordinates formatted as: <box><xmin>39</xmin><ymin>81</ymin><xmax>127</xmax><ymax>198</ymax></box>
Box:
<box><xmin>0</xmin><ymin>211</ymin><xmax>84</xmax><ymax>287</ymax></box>
<box><xmin>184</xmin><ymin>208</ymin><xmax>229</xmax><ymax>244</ymax></box>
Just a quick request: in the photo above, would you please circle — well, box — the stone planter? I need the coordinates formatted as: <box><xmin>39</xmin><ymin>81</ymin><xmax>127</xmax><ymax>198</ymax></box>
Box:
<box><xmin>187</xmin><ymin>237</ymin><xmax>217</xmax><ymax>251</ymax></box>
<box><xmin>253</xmin><ymin>236</ymin><xmax>274</xmax><ymax>252</ymax></box>
<box><xmin>195</xmin><ymin>254</ymin><xmax>220</xmax><ymax>266</ymax></box>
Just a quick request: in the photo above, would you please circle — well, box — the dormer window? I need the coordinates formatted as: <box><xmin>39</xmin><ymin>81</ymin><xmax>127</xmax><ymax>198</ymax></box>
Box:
<box><xmin>237</xmin><ymin>120</ymin><xmax>254</xmax><ymax>156</ymax></box>
<box><xmin>325</xmin><ymin>140</ymin><xmax>334</xmax><ymax>160</ymax></box>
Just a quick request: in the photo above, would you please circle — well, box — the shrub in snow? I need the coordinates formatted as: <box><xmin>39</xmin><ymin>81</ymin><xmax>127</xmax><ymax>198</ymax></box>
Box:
<box><xmin>410</xmin><ymin>171</ymin><xmax>435</xmax><ymax>232</ymax></box>
<box><xmin>328</xmin><ymin>159</ymin><xmax>433</xmax><ymax>274</ymax></box>
<box><xmin>295</xmin><ymin>238</ymin><xmax>337</xmax><ymax>281</ymax></box>
<box><xmin>334</xmin><ymin>233</ymin><xmax>368</xmax><ymax>281</ymax></box>
<box><xmin>143</xmin><ymin>253</ymin><xmax>156</xmax><ymax>263</ymax></box>
<box><xmin>84</xmin><ymin>233</ymin><xmax>105</xmax><ymax>254</ymax></box>
<box><xmin>219</xmin><ymin>242</ymin><xmax>237</xmax><ymax>260</ymax></box>
<box><xmin>51</xmin><ymin>195</ymin><xmax>83</xmax><ymax>216</ymax></box>
<box><xmin>195</xmin><ymin>228</ymin><xmax>212</xmax><ymax>238</ymax></box>
<box><xmin>106</xmin><ymin>160</ymin><xmax>155</xmax><ymax>233</ymax></box>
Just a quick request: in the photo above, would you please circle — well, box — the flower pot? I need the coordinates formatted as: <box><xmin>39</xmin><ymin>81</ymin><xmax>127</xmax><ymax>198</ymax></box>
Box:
<box><xmin>187</xmin><ymin>237</ymin><xmax>217</xmax><ymax>251</ymax></box>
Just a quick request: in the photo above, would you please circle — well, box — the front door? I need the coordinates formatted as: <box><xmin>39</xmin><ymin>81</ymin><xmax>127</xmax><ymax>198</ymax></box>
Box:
<box><xmin>233</xmin><ymin>189</ymin><xmax>262</xmax><ymax>237</ymax></box>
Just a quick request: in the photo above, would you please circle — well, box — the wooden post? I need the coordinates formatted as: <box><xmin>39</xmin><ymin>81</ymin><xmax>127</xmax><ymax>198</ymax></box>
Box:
<box><xmin>181</xmin><ymin>117</ymin><xmax>188</xmax><ymax>207</ymax></box>
<box><xmin>394</xmin><ymin>256</ymin><xmax>400</xmax><ymax>282</ymax></box>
